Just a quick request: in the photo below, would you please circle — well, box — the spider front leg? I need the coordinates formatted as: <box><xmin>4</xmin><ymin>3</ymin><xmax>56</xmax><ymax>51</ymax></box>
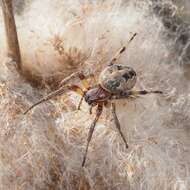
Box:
<box><xmin>82</xmin><ymin>103</ymin><xmax>103</xmax><ymax>167</ymax></box>
<box><xmin>60</xmin><ymin>72</ymin><xmax>94</xmax><ymax>91</ymax></box>
<box><xmin>24</xmin><ymin>85</ymin><xmax>84</xmax><ymax>114</ymax></box>
<box><xmin>76</xmin><ymin>73</ymin><xmax>90</xmax><ymax>110</ymax></box>
<box><xmin>76</xmin><ymin>73</ymin><xmax>97</xmax><ymax>110</ymax></box>
<box><xmin>77</xmin><ymin>95</ymin><xmax>84</xmax><ymax>110</ymax></box>
<box><xmin>111</xmin><ymin>103</ymin><xmax>128</xmax><ymax>149</ymax></box>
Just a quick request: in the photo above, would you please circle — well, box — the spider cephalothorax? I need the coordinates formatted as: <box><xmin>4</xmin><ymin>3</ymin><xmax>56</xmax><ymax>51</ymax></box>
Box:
<box><xmin>24</xmin><ymin>33</ymin><xmax>163</xmax><ymax>167</ymax></box>
<box><xmin>84</xmin><ymin>84</ymin><xmax>110</xmax><ymax>106</ymax></box>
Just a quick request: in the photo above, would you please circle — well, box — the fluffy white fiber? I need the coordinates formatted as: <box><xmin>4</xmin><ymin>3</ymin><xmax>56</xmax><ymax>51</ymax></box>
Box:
<box><xmin>0</xmin><ymin>0</ymin><xmax>190</xmax><ymax>189</ymax></box>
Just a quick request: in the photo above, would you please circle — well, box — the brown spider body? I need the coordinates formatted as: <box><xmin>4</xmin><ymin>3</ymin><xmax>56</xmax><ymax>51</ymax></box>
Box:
<box><xmin>24</xmin><ymin>33</ymin><xmax>163</xmax><ymax>167</ymax></box>
<box><xmin>84</xmin><ymin>64</ymin><xmax>137</xmax><ymax>106</ymax></box>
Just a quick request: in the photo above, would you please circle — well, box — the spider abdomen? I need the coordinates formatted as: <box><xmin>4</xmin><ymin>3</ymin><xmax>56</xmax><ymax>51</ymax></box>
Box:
<box><xmin>99</xmin><ymin>64</ymin><xmax>137</xmax><ymax>94</ymax></box>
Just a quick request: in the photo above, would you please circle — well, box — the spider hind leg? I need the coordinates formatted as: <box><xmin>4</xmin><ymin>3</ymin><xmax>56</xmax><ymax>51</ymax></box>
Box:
<box><xmin>111</xmin><ymin>102</ymin><xmax>128</xmax><ymax>149</ymax></box>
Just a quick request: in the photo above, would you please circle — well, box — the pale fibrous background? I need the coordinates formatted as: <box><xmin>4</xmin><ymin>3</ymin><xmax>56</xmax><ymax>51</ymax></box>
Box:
<box><xmin>0</xmin><ymin>0</ymin><xmax>190</xmax><ymax>189</ymax></box>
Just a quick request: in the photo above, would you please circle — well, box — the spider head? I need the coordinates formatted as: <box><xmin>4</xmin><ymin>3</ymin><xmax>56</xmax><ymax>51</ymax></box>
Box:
<box><xmin>84</xmin><ymin>85</ymin><xmax>111</xmax><ymax>105</ymax></box>
<box><xmin>84</xmin><ymin>92</ymin><xmax>97</xmax><ymax>106</ymax></box>
<box><xmin>99</xmin><ymin>64</ymin><xmax>137</xmax><ymax>94</ymax></box>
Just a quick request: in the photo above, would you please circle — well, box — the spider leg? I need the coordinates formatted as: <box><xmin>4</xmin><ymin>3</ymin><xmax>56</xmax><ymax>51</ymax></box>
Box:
<box><xmin>68</xmin><ymin>85</ymin><xmax>84</xmax><ymax>96</ymax></box>
<box><xmin>59</xmin><ymin>71</ymin><xmax>97</xmax><ymax>91</ymax></box>
<box><xmin>82</xmin><ymin>103</ymin><xmax>103</xmax><ymax>167</ymax></box>
<box><xmin>89</xmin><ymin>105</ymin><xmax>93</xmax><ymax>115</ymax></box>
<box><xmin>77</xmin><ymin>95</ymin><xmax>84</xmax><ymax>110</ymax></box>
<box><xmin>128</xmin><ymin>90</ymin><xmax>163</xmax><ymax>96</ymax></box>
<box><xmin>110</xmin><ymin>90</ymin><xmax>163</xmax><ymax>100</ymax></box>
<box><xmin>88</xmin><ymin>73</ymin><xmax>97</xmax><ymax>85</ymax></box>
<box><xmin>78</xmin><ymin>73</ymin><xmax>90</xmax><ymax>90</ymax></box>
<box><xmin>77</xmin><ymin>73</ymin><xmax>97</xmax><ymax>110</ymax></box>
<box><xmin>111</xmin><ymin>103</ymin><xmax>128</xmax><ymax>149</ymax></box>
<box><xmin>109</xmin><ymin>33</ymin><xmax>137</xmax><ymax>65</ymax></box>
<box><xmin>24</xmin><ymin>85</ymin><xmax>84</xmax><ymax>114</ymax></box>
<box><xmin>59</xmin><ymin>72</ymin><xmax>81</xmax><ymax>87</ymax></box>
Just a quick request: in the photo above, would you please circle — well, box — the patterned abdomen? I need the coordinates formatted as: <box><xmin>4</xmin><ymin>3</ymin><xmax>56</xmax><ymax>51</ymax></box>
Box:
<box><xmin>99</xmin><ymin>64</ymin><xmax>137</xmax><ymax>94</ymax></box>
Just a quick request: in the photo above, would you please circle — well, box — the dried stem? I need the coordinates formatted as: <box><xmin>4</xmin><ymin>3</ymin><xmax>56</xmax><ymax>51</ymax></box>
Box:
<box><xmin>1</xmin><ymin>0</ymin><xmax>22</xmax><ymax>69</ymax></box>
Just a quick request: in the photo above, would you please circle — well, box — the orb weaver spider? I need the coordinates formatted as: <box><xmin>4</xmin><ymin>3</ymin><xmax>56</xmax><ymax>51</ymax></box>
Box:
<box><xmin>24</xmin><ymin>33</ymin><xmax>162</xmax><ymax>167</ymax></box>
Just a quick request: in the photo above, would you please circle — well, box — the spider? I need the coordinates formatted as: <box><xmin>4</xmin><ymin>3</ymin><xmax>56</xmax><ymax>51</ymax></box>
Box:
<box><xmin>24</xmin><ymin>33</ymin><xmax>162</xmax><ymax>167</ymax></box>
